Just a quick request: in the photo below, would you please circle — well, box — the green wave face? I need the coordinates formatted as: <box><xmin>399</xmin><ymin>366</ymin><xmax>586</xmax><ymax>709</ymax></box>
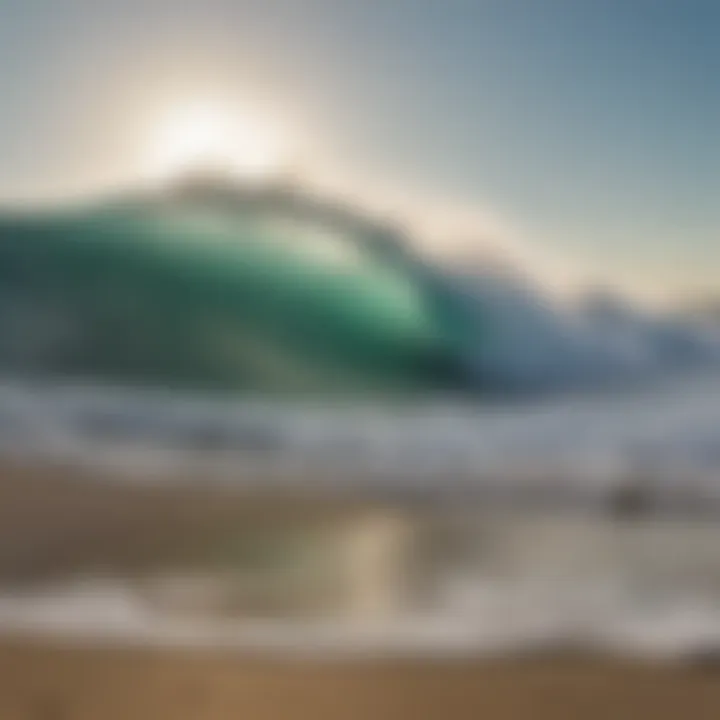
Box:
<box><xmin>0</xmin><ymin>197</ymin><xmax>461</xmax><ymax>395</ymax></box>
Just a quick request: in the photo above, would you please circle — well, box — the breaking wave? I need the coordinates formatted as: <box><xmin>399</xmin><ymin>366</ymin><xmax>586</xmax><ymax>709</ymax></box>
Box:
<box><xmin>1</xmin><ymin>174</ymin><xmax>718</xmax><ymax>397</ymax></box>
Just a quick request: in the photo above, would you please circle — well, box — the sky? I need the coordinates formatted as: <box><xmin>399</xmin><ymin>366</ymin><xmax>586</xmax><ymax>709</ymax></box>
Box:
<box><xmin>0</xmin><ymin>0</ymin><xmax>718</xmax><ymax>301</ymax></box>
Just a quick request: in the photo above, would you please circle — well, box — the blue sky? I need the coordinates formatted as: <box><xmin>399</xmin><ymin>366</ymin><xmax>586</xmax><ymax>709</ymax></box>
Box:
<box><xmin>0</xmin><ymin>0</ymin><xmax>717</xmax><ymax>299</ymax></box>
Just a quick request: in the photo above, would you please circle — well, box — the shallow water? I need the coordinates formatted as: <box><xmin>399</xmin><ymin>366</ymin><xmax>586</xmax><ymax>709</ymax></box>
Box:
<box><xmin>3</xmin><ymin>512</ymin><xmax>720</xmax><ymax>660</ymax></box>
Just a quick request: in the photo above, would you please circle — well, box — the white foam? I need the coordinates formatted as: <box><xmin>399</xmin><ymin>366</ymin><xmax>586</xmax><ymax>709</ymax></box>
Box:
<box><xmin>3</xmin><ymin>574</ymin><xmax>720</xmax><ymax>660</ymax></box>
<box><xmin>3</xmin><ymin>375</ymin><xmax>720</xmax><ymax>508</ymax></box>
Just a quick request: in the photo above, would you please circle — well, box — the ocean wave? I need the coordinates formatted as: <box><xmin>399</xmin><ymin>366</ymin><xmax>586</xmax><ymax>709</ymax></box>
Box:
<box><xmin>1</xmin><ymin>176</ymin><xmax>719</xmax><ymax>395</ymax></box>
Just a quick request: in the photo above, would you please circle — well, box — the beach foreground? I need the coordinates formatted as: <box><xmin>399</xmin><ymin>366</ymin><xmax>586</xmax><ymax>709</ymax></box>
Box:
<box><xmin>1</xmin><ymin>640</ymin><xmax>720</xmax><ymax>720</ymax></box>
<box><xmin>3</xmin><ymin>463</ymin><xmax>720</xmax><ymax>718</ymax></box>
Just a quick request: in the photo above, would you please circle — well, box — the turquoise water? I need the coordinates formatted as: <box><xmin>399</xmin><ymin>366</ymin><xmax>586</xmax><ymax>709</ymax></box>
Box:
<box><xmin>0</xmin><ymin>188</ymin><xmax>477</xmax><ymax>394</ymax></box>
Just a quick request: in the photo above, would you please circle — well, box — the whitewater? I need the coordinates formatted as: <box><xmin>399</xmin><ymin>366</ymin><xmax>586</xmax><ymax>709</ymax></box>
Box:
<box><xmin>3</xmin><ymin>371</ymin><xmax>720</xmax><ymax>509</ymax></box>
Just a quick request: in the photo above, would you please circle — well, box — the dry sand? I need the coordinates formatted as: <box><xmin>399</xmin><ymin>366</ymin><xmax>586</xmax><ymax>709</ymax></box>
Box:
<box><xmin>1</xmin><ymin>640</ymin><xmax>720</xmax><ymax>720</ymax></box>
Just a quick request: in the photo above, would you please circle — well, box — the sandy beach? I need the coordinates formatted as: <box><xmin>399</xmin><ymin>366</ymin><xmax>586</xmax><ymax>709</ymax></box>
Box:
<box><xmin>2</xmin><ymin>639</ymin><xmax>720</xmax><ymax>720</ymax></box>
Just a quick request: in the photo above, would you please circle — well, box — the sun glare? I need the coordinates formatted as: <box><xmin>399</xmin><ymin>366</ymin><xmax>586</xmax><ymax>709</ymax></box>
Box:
<box><xmin>145</xmin><ymin>102</ymin><xmax>287</xmax><ymax>183</ymax></box>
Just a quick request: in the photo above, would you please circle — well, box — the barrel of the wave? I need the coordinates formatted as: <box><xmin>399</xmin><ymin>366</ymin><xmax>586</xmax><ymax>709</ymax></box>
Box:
<box><xmin>360</xmin><ymin>224</ymin><xmax>489</xmax><ymax>392</ymax></box>
<box><xmin>421</xmin><ymin>271</ymin><xmax>491</xmax><ymax>391</ymax></box>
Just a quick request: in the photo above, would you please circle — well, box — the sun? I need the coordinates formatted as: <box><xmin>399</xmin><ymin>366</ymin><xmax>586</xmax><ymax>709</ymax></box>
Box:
<box><xmin>144</xmin><ymin>101</ymin><xmax>287</xmax><ymax>183</ymax></box>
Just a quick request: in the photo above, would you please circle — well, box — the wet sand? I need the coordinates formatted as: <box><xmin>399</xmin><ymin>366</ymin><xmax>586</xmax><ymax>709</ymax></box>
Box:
<box><xmin>0</xmin><ymin>461</ymin><xmax>381</xmax><ymax>584</ymax></box>
<box><xmin>1</xmin><ymin>639</ymin><xmax>719</xmax><ymax>720</ymax></box>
